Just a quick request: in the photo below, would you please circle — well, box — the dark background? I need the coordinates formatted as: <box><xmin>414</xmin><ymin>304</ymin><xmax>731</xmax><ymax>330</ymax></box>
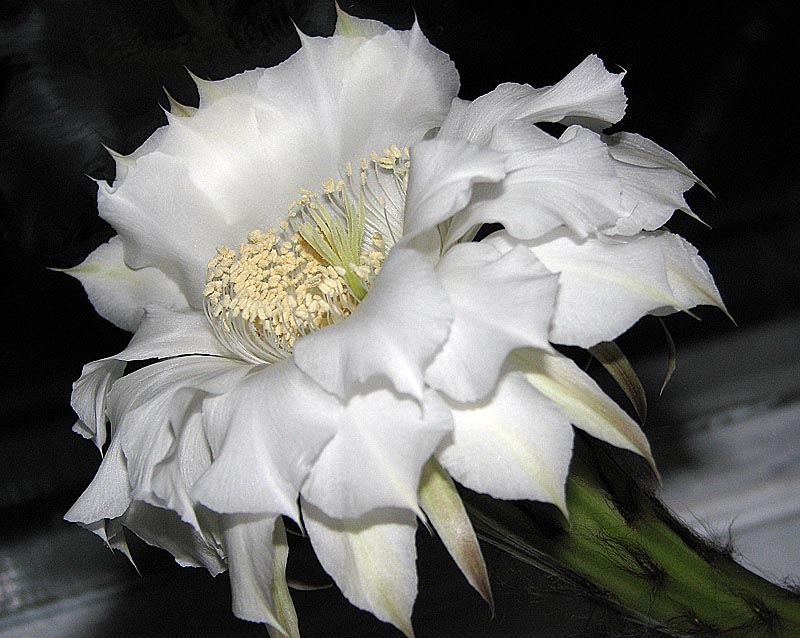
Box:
<box><xmin>1</xmin><ymin>1</ymin><xmax>796</xmax><ymax>636</ymax></box>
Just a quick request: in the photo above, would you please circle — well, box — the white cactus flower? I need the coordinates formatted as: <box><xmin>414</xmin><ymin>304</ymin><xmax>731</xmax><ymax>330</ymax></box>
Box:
<box><xmin>64</xmin><ymin>7</ymin><xmax>724</xmax><ymax>637</ymax></box>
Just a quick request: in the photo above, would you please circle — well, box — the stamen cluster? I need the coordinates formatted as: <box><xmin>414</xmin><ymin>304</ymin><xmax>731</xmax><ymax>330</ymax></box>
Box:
<box><xmin>203</xmin><ymin>225</ymin><xmax>382</xmax><ymax>363</ymax></box>
<box><xmin>203</xmin><ymin>147</ymin><xmax>409</xmax><ymax>363</ymax></box>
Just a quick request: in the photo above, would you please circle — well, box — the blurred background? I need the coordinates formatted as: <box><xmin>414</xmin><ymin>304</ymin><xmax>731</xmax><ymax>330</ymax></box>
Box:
<box><xmin>1</xmin><ymin>1</ymin><xmax>797</xmax><ymax>636</ymax></box>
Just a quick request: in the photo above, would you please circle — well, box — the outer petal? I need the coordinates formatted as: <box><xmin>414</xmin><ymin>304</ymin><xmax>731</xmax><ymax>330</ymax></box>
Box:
<box><xmin>488</xmin><ymin>230</ymin><xmax>718</xmax><ymax>348</ymax></box>
<box><xmin>446</xmin><ymin>123</ymin><xmax>624</xmax><ymax>244</ymax></box>
<box><xmin>659</xmin><ymin>232</ymin><xmax>727</xmax><ymax>315</ymax></box>
<box><xmin>192</xmin><ymin>361</ymin><xmax>338</xmax><ymax>521</ymax></box>
<box><xmin>603</xmin><ymin>132</ymin><xmax>703</xmax><ymax>235</ymax></box>
<box><xmin>301</xmin><ymin>388</ymin><xmax>452</xmax><ymax>519</ymax></box>
<box><xmin>120</xmin><ymin>500</ymin><xmax>225</xmax><ymax>574</ymax></box>
<box><xmin>401</xmin><ymin>138</ymin><xmax>507</xmax><ymax>246</ymax></box>
<box><xmin>222</xmin><ymin>514</ymin><xmax>299</xmax><ymax>637</ymax></box>
<box><xmin>425</xmin><ymin>242</ymin><xmax>557</xmax><ymax>403</ymax></box>
<box><xmin>303</xmin><ymin>502</ymin><xmax>418</xmax><ymax>638</ymax></box>
<box><xmin>335</xmin><ymin>19</ymin><xmax>460</xmax><ymax>160</ymax></box>
<box><xmin>102</xmin><ymin>18</ymin><xmax>458</xmax><ymax>308</ymax></box>
<box><xmin>437</xmin><ymin>371</ymin><xmax>573</xmax><ymax>513</ymax></box>
<box><xmin>71</xmin><ymin>358</ymin><xmax>126</xmax><ymax>450</ymax></box>
<box><xmin>151</xmin><ymin>410</ymin><xmax>214</xmax><ymax>530</ymax></box>
<box><xmin>417</xmin><ymin>458</ymin><xmax>493</xmax><ymax>609</ymax></box>
<box><xmin>511</xmin><ymin>349</ymin><xmax>655</xmax><ymax>472</ymax></box>
<box><xmin>63</xmin><ymin>235</ymin><xmax>188</xmax><ymax>332</ymax></box>
<box><xmin>70</xmin><ymin>305</ymin><xmax>234</xmax><ymax>449</ymax></box>
<box><xmin>437</xmin><ymin>54</ymin><xmax>626</xmax><ymax>145</ymax></box>
<box><xmin>121</xmin><ymin>305</ymin><xmax>232</xmax><ymax>360</ymax></box>
<box><xmin>107</xmin><ymin>356</ymin><xmax>251</xmax><ymax>505</ymax></box>
<box><xmin>65</xmin><ymin>435</ymin><xmax>130</xmax><ymax>523</ymax></box>
<box><xmin>98</xmin><ymin>150</ymin><xmax>250</xmax><ymax>309</ymax></box>
<box><xmin>293</xmin><ymin>247</ymin><xmax>453</xmax><ymax>401</ymax></box>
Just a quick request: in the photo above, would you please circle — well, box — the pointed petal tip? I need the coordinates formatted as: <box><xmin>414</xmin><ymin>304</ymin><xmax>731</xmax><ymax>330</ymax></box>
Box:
<box><xmin>184</xmin><ymin>67</ymin><xmax>221</xmax><ymax>103</ymax></box>
<box><xmin>680</xmin><ymin>206</ymin><xmax>712</xmax><ymax>229</ymax></box>
<box><xmin>101</xmin><ymin>143</ymin><xmax>135</xmax><ymax>167</ymax></box>
<box><xmin>718</xmin><ymin>300</ymin><xmax>737</xmax><ymax>326</ymax></box>
<box><xmin>589</xmin><ymin>341</ymin><xmax>648</xmax><ymax>424</ymax></box>
<box><xmin>162</xmin><ymin>87</ymin><xmax>196</xmax><ymax>117</ymax></box>
<box><xmin>333</xmin><ymin>2</ymin><xmax>352</xmax><ymax>32</ymax></box>
<box><xmin>418</xmin><ymin>458</ymin><xmax>494</xmax><ymax>613</ymax></box>
<box><xmin>396</xmin><ymin>618</ymin><xmax>415</xmax><ymax>638</ymax></box>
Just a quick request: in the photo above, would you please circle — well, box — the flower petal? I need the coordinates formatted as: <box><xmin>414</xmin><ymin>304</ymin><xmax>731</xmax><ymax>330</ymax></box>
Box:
<box><xmin>122</xmin><ymin>305</ymin><xmax>233</xmax><ymax>360</ymax></box>
<box><xmin>511</xmin><ymin>349</ymin><xmax>655</xmax><ymax>472</ymax></box>
<box><xmin>418</xmin><ymin>457</ymin><xmax>493</xmax><ymax>609</ymax></box>
<box><xmin>488</xmin><ymin>230</ymin><xmax>704</xmax><ymax>348</ymax></box>
<box><xmin>98</xmin><ymin>150</ymin><xmax>252</xmax><ymax>309</ymax></box>
<box><xmin>293</xmin><ymin>247</ymin><xmax>452</xmax><ymax>401</ymax></box>
<box><xmin>603</xmin><ymin>132</ymin><xmax>703</xmax><ymax>235</ymax></box>
<box><xmin>222</xmin><ymin>514</ymin><xmax>299</xmax><ymax>637</ymax></box>
<box><xmin>449</xmin><ymin>123</ymin><xmax>624</xmax><ymax>243</ymax></box>
<box><xmin>64</xmin><ymin>435</ymin><xmax>130</xmax><ymax>523</ymax></box>
<box><xmin>71</xmin><ymin>358</ymin><xmax>126</xmax><ymax>451</ymax></box>
<box><xmin>303</xmin><ymin>502</ymin><xmax>418</xmax><ymax>638</ymax></box>
<box><xmin>401</xmin><ymin>138</ymin><xmax>507</xmax><ymax>245</ymax></box>
<box><xmin>120</xmin><ymin>500</ymin><xmax>225</xmax><ymax>574</ymax></box>
<box><xmin>192</xmin><ymin>361</ymin><xmax>338</xmax><ymax>520</ymax></box>
<box><xmin>437</xmin><ymin>54</ymin><xmax>626</xmax><ymax>145</ymax></box>
<box><xmin>70</xmin><ymin>305</ymin><xmax>235</xmax><ymax>450</ymax></box>
<box><xmin>63</xmin><ymin>235</ymin><xmax>188</xmax><ymax>332</ymax></box>
<box><xmin>335</xmin><ymin>19</ymin><xmax>460</xmax><ymax>159</ymax></box>
<box><xmin>425</xmin><ymin>242</ymin><xmax>557</xmax><ymax>402</ymax></box>
<box><xmin>658</xmin><ymin>232</ymin><xmax>728</xmax><ymax>316</ymax></box>
<box><xmin>150</xmin><ymin>410</ymin><xmax>214</xmax><ymax>530</ymax></box>
<box><xmin>438</xmin><ymin>371</ymin><xmax>573</xmax><ymax>513</ymax></box>
<box><xmin>108</xmin><ymin>356</ymin><xmax>251</xmax><ymax>505</ymax></box>
<box><xmin>301</xmin><ymin>388</ymin><xmax>452</xmax><ymax>519</ymax></box>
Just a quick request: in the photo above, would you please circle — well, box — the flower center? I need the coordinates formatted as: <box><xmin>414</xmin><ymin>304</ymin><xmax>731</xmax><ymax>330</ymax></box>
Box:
<box><xmin>203</xmin><ymin>146</ymin><xmax>409</xmax><ymax>363</ymax></box>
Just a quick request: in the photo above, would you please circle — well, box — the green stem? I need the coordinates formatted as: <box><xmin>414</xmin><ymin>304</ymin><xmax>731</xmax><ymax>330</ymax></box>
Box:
<box><xmin>463</xmin><ymin>438</ymin><xmax>800</xmax><ymax>637</ymax></box>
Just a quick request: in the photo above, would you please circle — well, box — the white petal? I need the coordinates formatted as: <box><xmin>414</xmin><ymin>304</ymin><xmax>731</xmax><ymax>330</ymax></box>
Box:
<box><xmin>151</xmin><ymin>411</ymin><xmax>213</xmax><ymax>530</ymax></box>
<box><xmin>425</xmin><ymin>242</ymin><xmax>557</xmax><ymax>402</ymax></box>
<box><xmin>303</xmin><ymin>502</ymin><xmax>418</xmax><ymax>637</ymax></box>
<box><xmin>121</xmin><ymin>500</ymin><xmax>226</xmax><ymax>574</ymax></box>
<box><xmin>401</xmin><ymin>138</ymin><xmax>507</xmax><ymax>245</ymax></box>
<box><xmin>98</xmin><ymin>151</ymin><xmax>249</xmax><ymax>309</ymax></box>
<box><xmin>71</xmin><ymin>358</ymin><xmax>126</xmax><ymax>450</ymax></box>
<box><xmin>293</xmin><ymin>247</ymin><xmax>452</xmax><ymax>400</ymax></box>
<box><xmin>335</xmin><ymin>19</ymin><xmax>460</xmax><ymax>159</ymax></box>
<box><xmin>107</xmin><ymin>356</ymin><xmax>251</xmax><ymax>505</ymax></box>
<box><xmin>437</xmin><ymin>54</ymin><xmax>626</xmax><ymax>145</ymax></box>
<box><xmin>449</xmin><ymin>123</ymin><xmax>624</xmax><ymax>242</ymax></box>
<box><xmin>512</xmin><ymin>349</ymin><xmax>655</xmax><ymax>470</ymax></box>
<box><xmin>658</xmin><ymin>232</ymin><xmax>727</xmax><ymax>315</ymax></box>
<box><xmin>64</xmin><ymin>436</ymin><xmax>130</xmax><ymax>523</ymax></box>
<box><xmin>603</xmin><ymin>132</ymin><xmax>702</xmax><ymax>235</ymax></box>
<box><xmin>302</xmin><ymin>388</ymin><xmax>452</xmax><ymax>518</ymax></box>
<box><xmin>488</xmin><ymin>230</ymin><xmax>695</xmax><ymax>348</ymax></box>
<box><xmin>438</xmin><ymin>371</ymin><xmax>573</xmax><ymax>513</ymax></box>
<box><xmin>63</xmin><ymin>235</ymin><xmax>188</xmax><ymax>332</ymax></box>
<box><xmin>223</xmin><ymin>514</ymin><xmax>299</xmax><ymax>637</ymax></box>
<box><xmin>70</xmin><ymin>305</ymin><xmax>234</xmax><ymax>450</ymax></box>
<box><xmin>193</xmin><ymin>361</ymin><xmax>338</xmax><ymax>520</ymax></box>
<box><xmin>122</xmin><ymin>305</ymin><xmax>233</xmax><ymax>360</ymax></box>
